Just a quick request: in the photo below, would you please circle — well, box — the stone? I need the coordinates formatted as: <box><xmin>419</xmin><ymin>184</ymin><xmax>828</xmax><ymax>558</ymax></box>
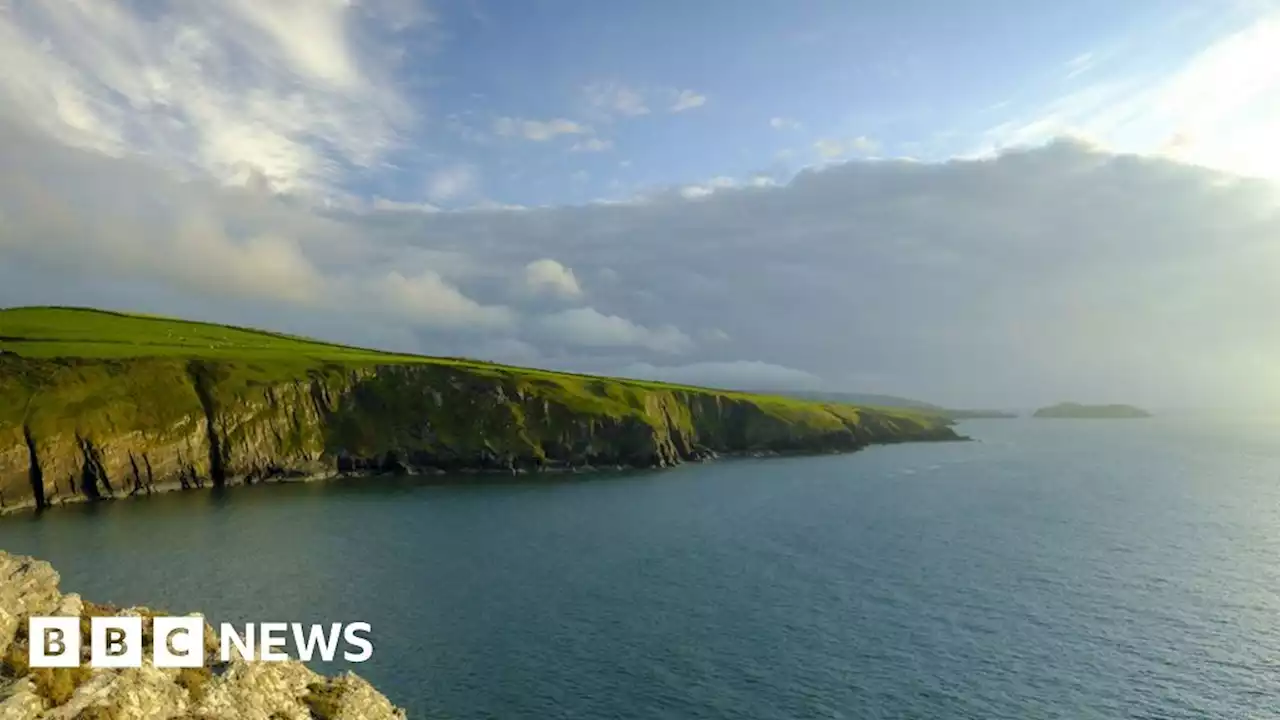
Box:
<box><xmin>0</xmin><ymin>551</ymin><xmax>407</xmax><ymax>720</ymax></box>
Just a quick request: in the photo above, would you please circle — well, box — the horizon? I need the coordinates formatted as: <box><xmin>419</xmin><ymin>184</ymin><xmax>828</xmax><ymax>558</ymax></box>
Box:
<box><xmin>2</xmin><ymin>1</ymin><xmax>1279</xmax><ymax>409</ymax></box>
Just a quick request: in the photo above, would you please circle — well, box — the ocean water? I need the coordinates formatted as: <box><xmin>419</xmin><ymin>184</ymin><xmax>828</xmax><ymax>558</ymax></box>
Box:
<box><xmin>3</xmin><ymin>418</ymin><xmax>1280</xmax><ymax>719</ymax></box>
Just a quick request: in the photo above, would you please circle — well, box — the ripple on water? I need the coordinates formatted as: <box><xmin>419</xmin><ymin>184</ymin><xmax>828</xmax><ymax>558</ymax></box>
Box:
<box><xmin>2</xmin><ymin>418</ymin><xmax>1280</xmax><ymax>719</ymax></box>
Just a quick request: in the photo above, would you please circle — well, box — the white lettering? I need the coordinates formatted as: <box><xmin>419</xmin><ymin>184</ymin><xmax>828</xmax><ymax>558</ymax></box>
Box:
<box><xmin>28</xmin><ymin>617</ymin><xmax>79</xmax><ymax>668</ymax></box>
<box><xmin>291</xmin><ymin>623</ymin><xmax>342</xmax><ymax>662</ymax></box>
<box><xmin>90</xmin><ymin>616</ymin><xmax>142</xmax><ymax>668</ymax></box>
<box><xmin>219</xmin><ymin>623</ymin><xmax>254</xmax><ymax>662</ymax></box>
<box><xmin>342</xmin><ymin>622</ymin><xmax>373</xmax><ymax>663</ymax></box>
<box><xmin>154</xmin><ymin>617</ymin><xmax>205</xmax><ymax>668</ymax></box>
<box><xmin>259</xmin><ymin>622</ymin><xmax>290</xmax><ymax>662</ymax></box>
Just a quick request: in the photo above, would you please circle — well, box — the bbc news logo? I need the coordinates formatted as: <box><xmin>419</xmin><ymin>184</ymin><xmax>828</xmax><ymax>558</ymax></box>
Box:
<box><xmin>28</xmin><ymin>617</ymin><xmax>374</xmax><ymax>668</ymax></box>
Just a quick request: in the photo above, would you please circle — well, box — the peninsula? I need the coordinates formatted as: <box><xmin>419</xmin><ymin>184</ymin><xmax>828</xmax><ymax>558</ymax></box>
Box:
<box><xmin>1032</xmin><ymin>402</ymin><xmax>1151</xmax><ymax>418</ymax></box>
<box><xmin>0</xmin><ymin>307</ymin><xmax>961</xmax><ymax>513</ymax></box>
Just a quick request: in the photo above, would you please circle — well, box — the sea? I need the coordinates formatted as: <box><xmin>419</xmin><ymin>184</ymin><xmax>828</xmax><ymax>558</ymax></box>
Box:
<box><xmin>2</xmin><ymin>417</ymin><xmax>1279</xmax><ymax>719</ymax></box>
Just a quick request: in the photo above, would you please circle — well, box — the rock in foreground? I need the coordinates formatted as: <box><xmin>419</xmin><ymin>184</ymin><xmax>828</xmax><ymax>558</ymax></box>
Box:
<box><xmin>0</xmin><ymin>550</ymin><xmax>406</xmax><ymax>720</ymax></box>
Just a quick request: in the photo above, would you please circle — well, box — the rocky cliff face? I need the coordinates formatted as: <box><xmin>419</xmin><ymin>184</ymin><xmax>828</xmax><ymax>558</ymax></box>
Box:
<box><xmin>0</xmin><ymin>550</ymin><xmax>406</xmax><ymax>719</ymax></box>
<box><xmin>0</xmin><ymin>357</ymin><xmax>959</xmax><ymax>512</ymax></box>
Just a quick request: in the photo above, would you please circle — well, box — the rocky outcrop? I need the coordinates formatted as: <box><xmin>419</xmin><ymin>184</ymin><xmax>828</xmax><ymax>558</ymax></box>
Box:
<box><xmin>0</xmin><ymin>550</ymin><xmax>406</xmax><ymax>719</ymax></box>
<box><xmin>0</xmin><ymin>357</ymin><xmax>961</xmax><ymax>513</ymax></box>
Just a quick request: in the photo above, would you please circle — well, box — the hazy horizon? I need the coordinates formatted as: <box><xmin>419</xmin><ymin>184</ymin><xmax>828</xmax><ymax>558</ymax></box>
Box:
<box><xmin>2</xmin><ymin>1</ymin><xmax>1278</xmax><ymax>410</ymax></box>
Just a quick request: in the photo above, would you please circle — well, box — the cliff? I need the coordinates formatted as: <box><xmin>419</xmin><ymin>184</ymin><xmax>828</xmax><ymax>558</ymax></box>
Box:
<box><xmin>0</xmin><ymin>550</ymin><xmax>406</xmax><ymax>719</ymax></box>
<box><xmin>0</xmin><ymin>308</ymin><xmax>961</xmax><ymax>513</ymax></box>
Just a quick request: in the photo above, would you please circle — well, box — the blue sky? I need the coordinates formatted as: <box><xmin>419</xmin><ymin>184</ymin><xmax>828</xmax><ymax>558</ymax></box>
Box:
<box><xmin>2</xmin><ymin>0</ymin><xmax>1280</xmax><ymax>408</ymax></box>
<box><xmin>351</xmin><ymin>0</ymin><xmax>1275</xmax><ymax>208</ymax></box>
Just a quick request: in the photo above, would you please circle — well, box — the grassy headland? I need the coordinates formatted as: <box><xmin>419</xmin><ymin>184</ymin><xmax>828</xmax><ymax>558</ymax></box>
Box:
<box><xmin>0</xmin><ymin>307</ymin><xmax>961</xmax><ymax>513</ymax></box>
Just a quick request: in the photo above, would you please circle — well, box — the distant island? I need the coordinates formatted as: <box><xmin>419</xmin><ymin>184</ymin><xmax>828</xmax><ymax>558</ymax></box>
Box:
<box><xmin>1032</xmin><ymin>402</ymin><xmax>1151</xmax><ymax>419</ymax></box>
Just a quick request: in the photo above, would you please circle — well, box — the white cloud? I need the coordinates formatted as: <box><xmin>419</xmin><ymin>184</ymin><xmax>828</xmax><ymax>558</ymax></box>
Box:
<box><xmin>981</xmin><ymin>12</ymin><xmax>1280</xmax><ymax>181</ymax></box>
<box><xmin>850</xmin><ymin>136</ymin><xmax>879</xmax><ymax>153</ymax></box>
<box><xmin>679</xmin><ymin>176</ymin><xmax>737</xmax><ymax>199</ymax></box>
<box><xmin>769</xmin><ymin>117</ymin><xmax>801</xmax><ymax>130</ymax></box>
<box><xmin>670</xmin><ymin>89</ymin><xmax>707</xmax><ymax>113</ymax></box>
<box><xmin>571</xmin><ymin>137</ymin><xmax>614</xmax><ymax>152</ymax></box>
<box><xmin>0</xmin><ymin>0</ymin><xmax>414</xmax><ymax>196</ymax></box>
<box><xmin>583</xmin><ymin>82</ymin><xmax>650</xmax><ymax>117</ymax></box>
<box><xmin>536</xmin><ymin>308</ymin><xmax>693</xmax><ymax>354</ymax></box>
<box><xmin>1064</xmin><ymin>51</ymin><xmax>1096</xmax><ymax>80</ymax></box>
<box><xmin>494</xmin><ymin>117</ymin><xmax>590</xmax><ymax>141</ymax></box>
<box><xmin>523</xmin><ymin>259</ymin><xmax>583</xmax><ymax>299</ymax></box>
<box><xmin>427</xmin><ymin>165</ymin><xmax>479</xmax><ymax>203</ymax></box>
<box><xmin>815</xmin><ymin>136</ymin><xmax>879</xmax><ymax>158</ymax></box>
<box><xmin>813</xmin><ymin>139</ymin><xmax>845</xmax><ymax>158</ymax></box>
<box><xmin>617</xmin><ymin>361</ymin><xmax>823</xmax><ymax>391</ymax></box>
<box><xmin>6</xmin><ymin>93</ymin><xmax>1280</xmax><ymax>409</ymax></box>
<box><xmin>379</xmin><ymin>270</ymin><xmax>514</xmax><ymax>330</ymax></box>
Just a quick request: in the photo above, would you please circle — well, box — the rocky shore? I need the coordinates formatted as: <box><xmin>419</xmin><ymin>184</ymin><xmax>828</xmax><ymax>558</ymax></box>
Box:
<box><xmin>0</xmin><ymin>550</ymin><xmax>406</xmax><ymax>719</ymax></box>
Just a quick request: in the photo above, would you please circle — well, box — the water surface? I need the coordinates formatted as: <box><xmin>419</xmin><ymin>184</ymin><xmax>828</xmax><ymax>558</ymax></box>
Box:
<box><xmin>3</xmin><ymin>418</ymin><xmax>1279</xmax><ymax>719</ymax></box>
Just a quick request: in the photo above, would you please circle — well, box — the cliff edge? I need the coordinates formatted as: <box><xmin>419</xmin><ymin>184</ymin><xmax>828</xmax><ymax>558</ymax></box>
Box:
<box><xmin>0</xmin><ymin>308</ymin><xmax>961</xmax><ymax>513</ymax></box>
<box><xmin>0</xmin><ymin>550</ymin><xmax>406</xmax><ymax>719</ymax></box>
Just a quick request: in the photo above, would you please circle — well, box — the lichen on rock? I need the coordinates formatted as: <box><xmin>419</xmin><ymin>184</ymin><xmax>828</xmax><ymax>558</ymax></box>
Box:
<box><xmin>0</xmin><ymin>551</ymin><xmax>407</xmax><ymax>720</ymax></box>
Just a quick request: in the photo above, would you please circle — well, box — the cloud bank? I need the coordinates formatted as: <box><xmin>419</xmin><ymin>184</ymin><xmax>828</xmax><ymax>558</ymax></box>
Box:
<box><xmin>2</xmin><ymin>2</ymin><xmax>1279</xmax><ymax>410</ymax></box>
<box><xmin>4</xmin><ymin>119</ymin><xmax>1278</xmax><ymax>408</ymax></box>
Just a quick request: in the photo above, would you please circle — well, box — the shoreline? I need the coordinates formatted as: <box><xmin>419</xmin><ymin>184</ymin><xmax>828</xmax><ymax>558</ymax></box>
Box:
<box><xmin>0</xmin><ymin>434</ymin><xmax>967</xmax><ymax>517</ymax></box>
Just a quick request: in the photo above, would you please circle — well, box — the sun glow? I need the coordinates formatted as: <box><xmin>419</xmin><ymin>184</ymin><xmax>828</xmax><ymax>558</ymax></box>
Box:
<box><xmin>1152</xmin><ymin>15</ymin><xmax>1280</xmax><ymax>182</ymax></box>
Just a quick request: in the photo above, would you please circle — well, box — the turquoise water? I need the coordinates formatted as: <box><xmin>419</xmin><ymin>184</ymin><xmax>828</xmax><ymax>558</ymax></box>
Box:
<box><xmin>3</xmin><ymin>418</ymin><xmax>1280</xmax><ymax>719</ymax></box>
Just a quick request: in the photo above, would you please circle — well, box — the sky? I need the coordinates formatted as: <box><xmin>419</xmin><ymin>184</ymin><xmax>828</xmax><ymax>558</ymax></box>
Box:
<box><xmin>1</xmin><ymin>0</ymin><xmax>1279</xmax><ymax>409</ymax></box>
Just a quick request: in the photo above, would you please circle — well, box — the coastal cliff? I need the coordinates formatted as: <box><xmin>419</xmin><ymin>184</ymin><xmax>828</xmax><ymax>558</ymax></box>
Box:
<box><xmin>0</xmin><ymin>308</ymin><xmax>961</xmax><ymax>513</ymax></box>
<box><xmin>0</xmin><ymin>550</ymin><xmax>405</xmax><ymax>719</ymax></box>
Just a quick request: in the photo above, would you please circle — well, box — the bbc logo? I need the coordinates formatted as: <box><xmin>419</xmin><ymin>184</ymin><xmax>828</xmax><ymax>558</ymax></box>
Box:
<box><xmin>29</xmin><ymin>616</ymin><xmax>206</xmax><ymax>669</ymax></box>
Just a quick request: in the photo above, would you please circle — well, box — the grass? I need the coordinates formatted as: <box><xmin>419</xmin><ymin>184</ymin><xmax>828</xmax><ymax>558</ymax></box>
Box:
<box><xmin>0</xmin><ymin>306</ymin><xmax>942</xmax><ymax>419</ymax></box>
<box><xmin>0</xmin><ymin>306</ymin><xmax>952</xmax><ymax>475</ymax></box>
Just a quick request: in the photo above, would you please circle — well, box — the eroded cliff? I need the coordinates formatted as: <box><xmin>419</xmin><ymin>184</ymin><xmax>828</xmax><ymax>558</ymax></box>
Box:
<box><xmin>0</xmin><ymin>355</ymin><xmax>959</xmax><ymax>513</ymax></box>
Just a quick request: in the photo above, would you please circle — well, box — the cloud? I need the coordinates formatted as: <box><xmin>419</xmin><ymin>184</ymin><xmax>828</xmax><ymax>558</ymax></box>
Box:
<box><xmin>814</xmin><ymin>136</ymin><xmax>879</xmax><ymax>158</ymax></box>
<box><xmin>0</xmin><ymin>118</ymin><xmax>510</xmax><ymax>332</ymax></box>
<box><xmin>678</xmin><ymin>176</ymin><xmax>737</xmax><ymax>199</ymax></box>
<box><xmin>571</xmin><ymin>138</ymin><xmax>614</xmax><ymax>153</ymax></box>
<box><xmin>770</xmin><ymin>117</ymin><xmax>801</xmax><ymax>130</ymax></box>
<box><xmin>1064</xmin><ymin>51</ymin><xmax>1096</xmax><ymax>80</ymax></box>
<box><xmin>980</xmin><ymin>12</ymin><xmax>1280</xmax><ymax>181</ymax></box>
<box><xmin>5</xmin><ymin>71</ymin><xmax>1280</xmax><ymax>411</ymax></box>
<box><xmin>523</xmin><ymin>259</ymin><xmax>583</xmax><ymax>299</ymax></box>
<box><xmin>617</xmin><ymin>361</ymin><xmax>823</xmax><ymax>391</ymax></box>
<box><xmin>0</xmin><ymin>0</ymin><xmax>415</xmax><ymax>197</ymax></box>
<box><xmin>426</xmin><ymin>165</ymin><xmax>479</xmax><ymax>203</ymax></box>
<box><xmin>535</xmin><ymin>308</ymin><xmax>694</xmax><ymax>354</ymax></box>
<box><xmin>813</xmin><ymin>139</ymin><xmax>845</xmax><ymax>158</ymax></box>
<box><xmin>372</xmin><ymin>197</ymin><xmax>441</xmax><ymax>213</ymax></box>
<box><xmin>583</xmin><ymin>82</ymin><xmax>650</xmax><ymax>118</ymax></box>
<box><xmin>670</xmin><ymin>89</ymin><xmax>707</xmax><ymax>113</ymax></box>
<box><xmin>379</xmin><ymin>270</ymin><xmax>514</xmax><ymax>329</ymax></box>
<box><xmin>494</xmin><ymin>117</ymin><xmax>591</xmax><ymax>141</ymax></box>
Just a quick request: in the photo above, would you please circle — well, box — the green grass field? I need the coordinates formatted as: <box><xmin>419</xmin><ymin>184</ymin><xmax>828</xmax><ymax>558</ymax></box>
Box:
<box><xmin>0</xmin><ymin>306</ymin><xmax>945</xmax><ymax>432</ymax></box>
